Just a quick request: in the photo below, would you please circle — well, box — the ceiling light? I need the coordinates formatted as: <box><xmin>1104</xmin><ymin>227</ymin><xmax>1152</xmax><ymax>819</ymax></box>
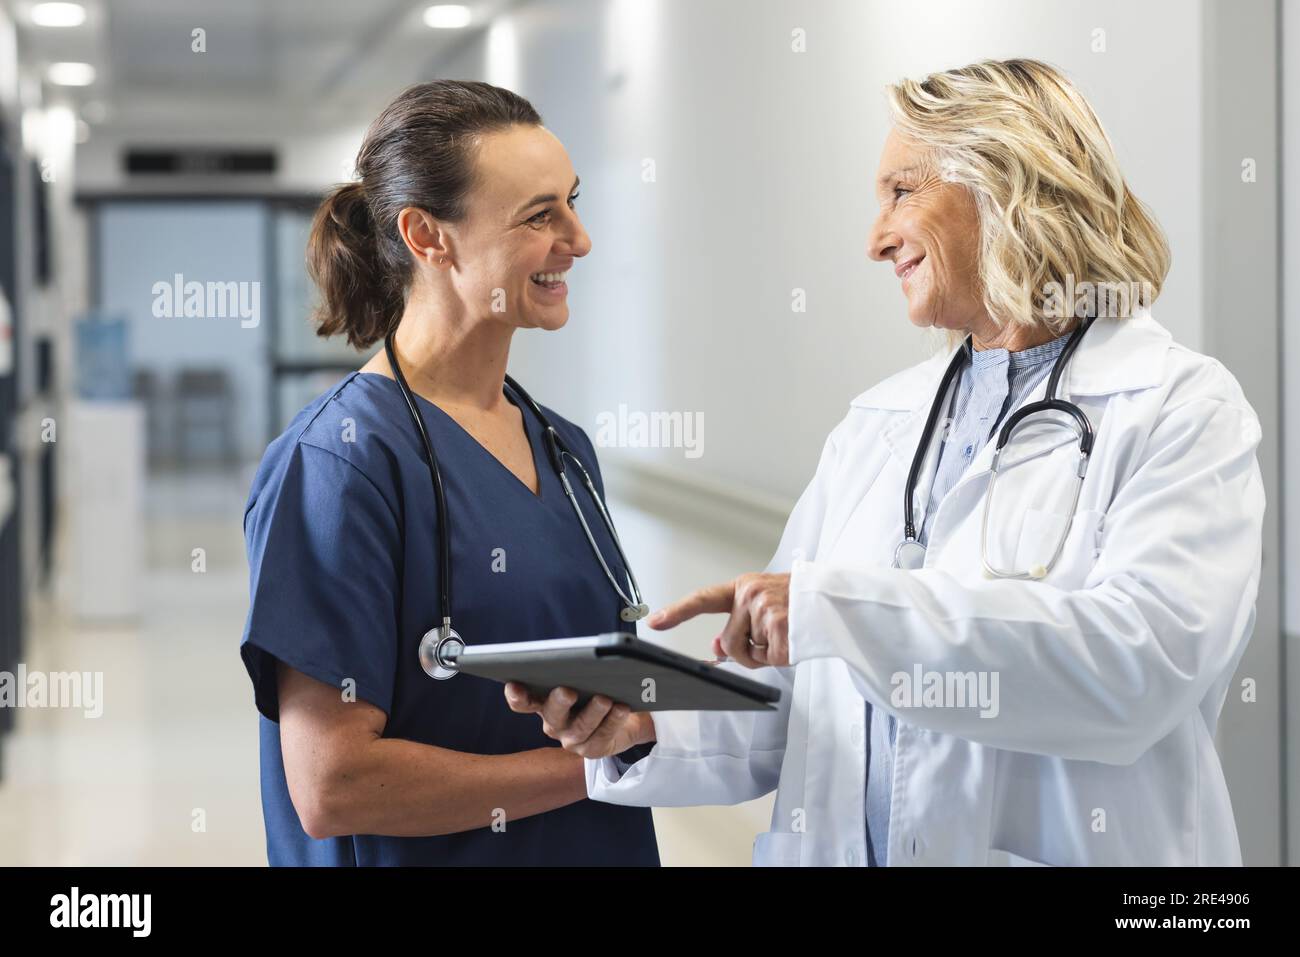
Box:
<box><xmin>31</xmin><ymin>3</ymin><xmax>86</xmax><ymax>27</ymax></box>
<box><xmin>424</xmin><ymin>5</ymin><xmax>472</xmax><ymax>29</ymax></box>
<box><xmin>47</xmin><ymin>62</ymin><xmax>95</xmax><ymax>86</ymax></box>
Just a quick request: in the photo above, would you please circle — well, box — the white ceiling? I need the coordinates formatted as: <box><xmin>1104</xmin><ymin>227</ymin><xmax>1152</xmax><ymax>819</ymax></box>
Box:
<box><xmin>9</xmin><ymin>0</ymin><xmax>522</xmax><ymax>135</ymax></box>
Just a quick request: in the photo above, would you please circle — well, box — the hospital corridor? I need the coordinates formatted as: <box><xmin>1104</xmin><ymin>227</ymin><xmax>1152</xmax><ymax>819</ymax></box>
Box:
<box><xmin>0</xmin><ymin>0</ymin><xmax>1297</xmax><ymax>930</ymax></box>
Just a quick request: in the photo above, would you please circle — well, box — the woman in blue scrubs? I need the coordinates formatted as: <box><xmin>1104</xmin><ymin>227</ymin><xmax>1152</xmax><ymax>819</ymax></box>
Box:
<box><xmin>239</xmin><ymin>80</ymin><xmax>658</xmax><ymax>866</ymax></box>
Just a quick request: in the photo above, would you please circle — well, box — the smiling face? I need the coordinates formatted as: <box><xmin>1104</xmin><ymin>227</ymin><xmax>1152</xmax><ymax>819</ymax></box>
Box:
<box><xmin>418</xmin><ymin>124</ymin><xmax>592</xmax><ymax>332</ymax></box>
<box><xmin>868</xmin><ymin>128</ymin><xmax>988</xmax><ymax>337</ymax></box>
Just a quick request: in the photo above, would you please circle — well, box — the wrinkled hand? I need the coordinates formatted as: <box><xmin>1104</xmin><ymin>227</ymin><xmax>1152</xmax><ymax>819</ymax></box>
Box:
<box><xmin>647</xmin><ymin>572</ymin><xmax>790</xmax><ymax>668</ymax></box>
<box><xmin>503</xmin><ymin>684</ymin><xmax>655</xmax><ymax>758</ymax></box>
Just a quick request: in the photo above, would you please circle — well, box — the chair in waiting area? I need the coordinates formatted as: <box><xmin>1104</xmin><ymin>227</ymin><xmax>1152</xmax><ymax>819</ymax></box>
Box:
<box><xmin>132</xmin><ymin>368</ymin><xmax>171</xmax><ymax>469</ymax></box>
<box><xmin>174</xmin><ymin>369</ymin><xmax>237</xmax><ymax>468</ymax></box>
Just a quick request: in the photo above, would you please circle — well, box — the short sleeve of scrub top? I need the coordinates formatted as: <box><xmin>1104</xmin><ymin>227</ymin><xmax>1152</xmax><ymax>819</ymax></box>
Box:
<box><xmin>240</xmin><ymin>371</ymin><xmax>659</xmax><ymax>866</ymax></box>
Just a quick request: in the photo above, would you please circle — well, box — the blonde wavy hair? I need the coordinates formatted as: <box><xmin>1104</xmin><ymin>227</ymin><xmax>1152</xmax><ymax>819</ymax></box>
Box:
<box><xmin>886</xmin><ymin>58</ymin><xmax>1170</xmax><ymax>335</ymax></box>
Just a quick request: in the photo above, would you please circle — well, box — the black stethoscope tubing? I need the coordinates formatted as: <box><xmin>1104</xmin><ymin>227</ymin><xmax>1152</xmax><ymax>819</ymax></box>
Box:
<box><xmin>383</xmin><ymin>332</ymin><xmax>648</xmax><ymax>678</ymax></box>
<box><xmin>900</xmin><ymin>317</ymin><xmax>1097</xmax><ymax>546</ymax></box>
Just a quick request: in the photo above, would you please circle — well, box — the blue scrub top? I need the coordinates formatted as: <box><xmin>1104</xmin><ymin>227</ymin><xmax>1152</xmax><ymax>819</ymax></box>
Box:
<box><xmin>240</xmin><ymin>371</ymin><xmax>659</xmax><ymax>866</ymax></box>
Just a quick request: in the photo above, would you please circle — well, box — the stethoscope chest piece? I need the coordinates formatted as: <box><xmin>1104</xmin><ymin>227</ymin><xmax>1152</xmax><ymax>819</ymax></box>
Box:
<box><xmin>891</xmin><ymin>317</ymin><xmax>1096</xmax><ymax>581</ymax></box>
<box><xmin>894</xmin><ymin>538</ymin><xmax>927</xmax><ymax>570</ymax></box>
<box><xmin>621</xmin><ymin>603</ymin><xmax>651</xmax><ymax>623</ymax></box>
<box><xmin>419</xmin><ymin>625</ymin><xmax>464</xmax><ymax>681</ymax></box>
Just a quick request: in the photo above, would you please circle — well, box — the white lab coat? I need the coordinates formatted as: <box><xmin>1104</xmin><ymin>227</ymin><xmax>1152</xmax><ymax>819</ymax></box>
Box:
<box><xmin>588</xmin><ymin>311</ymin><xmax>1264</xmax><ymax>866</ymax></box>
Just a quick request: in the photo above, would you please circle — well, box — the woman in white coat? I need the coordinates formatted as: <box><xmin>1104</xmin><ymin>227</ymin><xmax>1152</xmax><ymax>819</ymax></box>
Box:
<box><xmin>506</xmin><ymin>58</ymin><xmax>1265</xmax><ymax>866</ymax></box>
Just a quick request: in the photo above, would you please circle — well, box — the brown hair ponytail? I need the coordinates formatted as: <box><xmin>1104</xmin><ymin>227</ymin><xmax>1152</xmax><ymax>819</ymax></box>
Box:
<box><xmin>306</xmin><ymin>181</ymin><xmax>403</xmax><ymax>349</ymax></box>
<box><xmin>306</xmin><ymin>80</ymin><xmax>543</xmax><ymax>349</ymax></box>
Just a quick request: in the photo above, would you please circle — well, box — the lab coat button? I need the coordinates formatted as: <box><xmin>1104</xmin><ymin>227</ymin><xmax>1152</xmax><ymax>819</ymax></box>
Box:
<box><xmin>909</xmin><ymin>836</ymin><xmax>919</xmax><ymax>859</ymax></box>
<box><xmin>845</xmin><ymin>847</ymin><xmax>859</xmax><ymax>866</ymax></box>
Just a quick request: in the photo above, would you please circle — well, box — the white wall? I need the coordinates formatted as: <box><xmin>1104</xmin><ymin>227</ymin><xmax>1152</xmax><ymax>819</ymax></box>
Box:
<box><xmin>1198</xmin><ymin>0</ymin><xmax>1283</xmax><ymax>867</ymax></box>
<box><xmin>1282</xmin><ymin>0</ymin><xmax>1299</xmax><ymax>869</ymax></box>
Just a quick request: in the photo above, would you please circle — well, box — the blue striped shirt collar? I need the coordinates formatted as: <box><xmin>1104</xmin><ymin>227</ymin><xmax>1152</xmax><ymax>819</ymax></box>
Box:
<box><xmin>962</xmin><ymin>330</ymin><xmax>1071</xmax><ymax>372</ymax></box>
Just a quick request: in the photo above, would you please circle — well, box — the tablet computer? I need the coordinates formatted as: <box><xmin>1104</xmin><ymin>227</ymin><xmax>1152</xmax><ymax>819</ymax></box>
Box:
<box><xmin>447</xmin><ymin>633</ymin><xmax>781</xmax><ymax>712</ymax></box>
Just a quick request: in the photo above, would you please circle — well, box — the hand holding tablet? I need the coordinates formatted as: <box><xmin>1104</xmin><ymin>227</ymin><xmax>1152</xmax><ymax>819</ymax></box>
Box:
<box><xmin>504</xmin><ymin>683</ymin><xmax>655</xmax><ymax>759</ymax></box>
<box><xmin>451</xmin><ymin>633</ymin><xmax>780</xmax><ymax>712</ymax></box>
<box><xmin>476</xmin><ymin>634</ymin><xmax>780</xmax><ymax>760</ymax></box>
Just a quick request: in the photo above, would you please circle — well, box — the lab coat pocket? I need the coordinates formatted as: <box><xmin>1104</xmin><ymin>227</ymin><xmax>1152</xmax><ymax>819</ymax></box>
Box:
<box><xmin>1011</xmin><ymin>507</ymin><xmax>1105</xmax><ymax>586</ymax></box>
<box><xmin>987</xmin><ymin>847</ymin><xmax>1054</xmax><ymax>867</ymax></box>
<box><xmin>752</xmin><ymin>831</ymin><xmax>802</xmax><ymax>867</ymax></box>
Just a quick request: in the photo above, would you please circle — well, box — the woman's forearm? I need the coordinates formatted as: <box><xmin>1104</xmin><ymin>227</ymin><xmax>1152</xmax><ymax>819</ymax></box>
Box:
<box><xmin>315</xmin><ymin>739</ymin><xmax>587</xmax><ymax>839</ymax></box>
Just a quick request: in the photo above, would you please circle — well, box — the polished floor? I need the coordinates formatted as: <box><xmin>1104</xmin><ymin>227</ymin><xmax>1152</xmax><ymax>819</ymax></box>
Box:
<box><xmin>0</xmin><ymin>468</ymin><xmax>777</xmax><ymax>866</ymax></box>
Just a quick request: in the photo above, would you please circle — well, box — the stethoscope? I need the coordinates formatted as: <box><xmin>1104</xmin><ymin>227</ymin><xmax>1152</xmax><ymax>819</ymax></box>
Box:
<box><xmin>384</xmin><ymin>332</ymin><xmax>649</xmax><ymax>680</ymax></box>
<box><xmin>893</xmin><ymin>317</ymin><xmax>1096</xmax><ymax>578</ymax></box>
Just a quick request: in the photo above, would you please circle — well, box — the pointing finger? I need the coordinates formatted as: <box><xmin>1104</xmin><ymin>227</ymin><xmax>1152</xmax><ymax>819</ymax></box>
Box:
<box><xmin>648</xmin><ymin>581</ymin><xmax>736</xmax><ymax>630</ymax></box>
